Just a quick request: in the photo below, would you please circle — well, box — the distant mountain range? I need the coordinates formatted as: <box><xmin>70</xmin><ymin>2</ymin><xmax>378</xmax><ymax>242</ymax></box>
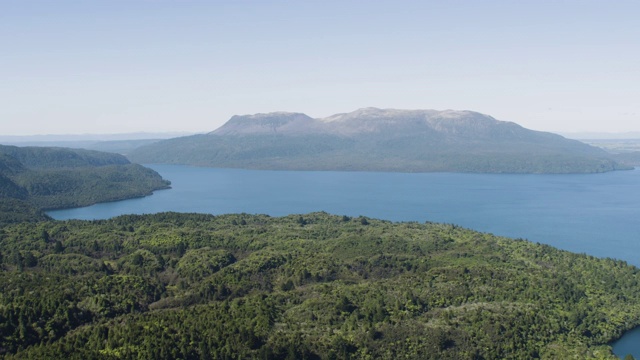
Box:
<box><xmin>0</xmin><ymin>133</ymin><xmax>197</xmax><ymax>156</ymax></box>
<box><xmin>0</xmin><ymin>132</ymin><xmax>194</xmax><ymax>143</ymax></box>
<box><xmin>128</xmin><ymin>108</ymin><xmax>629</xmax><ymax>174</ymax></box>
<box><xmin>561</xmin><ymin>131</ymin><xmax>640</xmax><ymax>140</ymax></box>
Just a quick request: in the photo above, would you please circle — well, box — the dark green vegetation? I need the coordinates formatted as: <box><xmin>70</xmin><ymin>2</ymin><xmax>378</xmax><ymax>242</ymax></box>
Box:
<box><xmin>1</xmin><ymin>212</ymin><xmax>638</xmax><ymax>359</ymax></box>
<box><xmin>0</xmin><ymin>145</ymin><xmax>170</xmax><ymax>225</ymax></box>
<box><xmin>128</xmin><ymin>108</ymin><xmax>627</xmax><ymax>174</ymax></box>
<box><xmin>0</xmin><ymin>145</ymin><xmax>131</xmax><ymax>169</ymax></box>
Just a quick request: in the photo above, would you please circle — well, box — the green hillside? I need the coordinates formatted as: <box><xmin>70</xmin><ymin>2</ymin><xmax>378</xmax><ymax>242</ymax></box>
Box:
<box><xmin>0</xmin><ymin>212</ymin><xmax>637</xmax><ymax>359</ymax></box>
<box><xmin>0</xmin><ymin>145</ymin><xmax>130</xmax><ymax>169</ymax></box>
<box><xmin>0</xmin><ymin>146</ymin><xmax>170</xmax><ymax>225</ymax></box>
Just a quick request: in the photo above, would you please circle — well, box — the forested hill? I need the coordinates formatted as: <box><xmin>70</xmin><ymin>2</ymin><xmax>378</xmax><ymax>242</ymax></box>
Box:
<box><xmin>0</xmin><ymin>146</ymin><xmax>170</xmax><ymax>225</ymax></box>
<box><xmin>128</xmin><ymin>108</ymin><xmax>627</xmax><ymax>174</ymax></box>
<box><xmin>0</xmin><ymin>212</ymin><xmax>638</xmax><ymax>359</ymax></box>
<box><xmin>0</xmin><ymin>144</ymin><xmax>130</xmax><ymax>169</ymax></box>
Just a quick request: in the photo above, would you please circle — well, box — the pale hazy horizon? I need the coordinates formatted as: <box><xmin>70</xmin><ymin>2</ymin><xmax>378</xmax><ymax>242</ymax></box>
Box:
<box><xmin>2</xmin><ymin>1</ymin><xmax>639</xmax><ymax>136</ymax></box>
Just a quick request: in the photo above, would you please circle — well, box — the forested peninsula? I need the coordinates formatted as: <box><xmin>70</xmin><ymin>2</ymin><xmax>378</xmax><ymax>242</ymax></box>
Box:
<box><xmin>0</xmin><ymin>145</ymin><xmax>170</xmax><ymax>225</ymax></box>
<box><xmin>128</xmin><ymin>108</ymin><xmax>627</xmax><ymax>174</ymax></box>
<box><xmin>1</xmin><ymin>212</ymin><xmax>639</xmax><ymax>359</ymax></box>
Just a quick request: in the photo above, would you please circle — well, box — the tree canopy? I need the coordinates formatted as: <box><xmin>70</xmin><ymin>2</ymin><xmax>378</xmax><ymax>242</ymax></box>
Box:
<box><xmin>0</xmin><ymin>212</ymin><xmax>637</xmax><ymax>359</ymax></box>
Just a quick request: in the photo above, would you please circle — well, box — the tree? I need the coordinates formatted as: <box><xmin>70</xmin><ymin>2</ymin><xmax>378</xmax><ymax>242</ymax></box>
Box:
<box><xmin>132</xmin><ymin>253</ymin><xmax>144</xmax><ymax>266</ymax></box>
<box><xmin>23</xmin><ymin>251</ymin><xmax>37</xmax><ymax>267</ymax></box>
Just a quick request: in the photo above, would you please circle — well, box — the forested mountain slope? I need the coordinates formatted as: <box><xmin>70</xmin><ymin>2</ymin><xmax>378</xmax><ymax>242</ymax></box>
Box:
<box><xmin>0</xmin><ymin>146</ymin><xmax>170</xmax><ymax>225</ymax></box>
<box><xmin>0</xmin><ymin>212</ymin><xmax>637</xmax><ymax>359</ymax></box>
<box><xmin>129</xmin><ymin>108</ymin><xmax>626</xmax><ymax>173</ymax></box>
<box><xmin>0</xmin><ymin>145</ymin><xmax>130</xmax><ymax>169</ymax></box>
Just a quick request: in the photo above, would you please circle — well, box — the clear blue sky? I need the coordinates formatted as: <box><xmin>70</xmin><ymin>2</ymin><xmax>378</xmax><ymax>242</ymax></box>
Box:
<box><xmin>1</xmin><ymin>0</ymin><xmax>639</xmax><ymax>135</ymax></box>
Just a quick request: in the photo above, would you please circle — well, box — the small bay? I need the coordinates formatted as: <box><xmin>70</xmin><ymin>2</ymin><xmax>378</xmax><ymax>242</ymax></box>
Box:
<box><xmin>47</xmin><ymin>164</ymin><xmax>640</xmax><ymax>358</ymax></box>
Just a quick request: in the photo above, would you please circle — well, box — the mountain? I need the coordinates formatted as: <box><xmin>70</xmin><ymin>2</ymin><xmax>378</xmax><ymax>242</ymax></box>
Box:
<box><xmin>0</xmin><ymin>145</ymin><xmax>171</xmax><ymax>225</ymax></box>
<box><xmin>129</xmin><ymin>108</ymin><xmax>627</xmax><ymax>173</ymax></box>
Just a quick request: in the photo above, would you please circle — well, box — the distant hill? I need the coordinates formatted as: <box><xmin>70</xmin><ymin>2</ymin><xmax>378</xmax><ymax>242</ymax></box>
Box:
<box><xmin>561</xmin><ymin>131</ymin><xmax>640</xmax><ymax>140</ymax></box>
<box><xmin>129</xmin><ymin>108</ymin><xmax>627</xmax><ymax>173</ymax></box>
<box><xmin>0</xmin><ymin>139</ymin><xmax>163</xmax><ymax>156</ymax></box>
<box><xmin>0</xmin><ymin>132</ymin><xmax>197</xmax><ymax>156</ymax></box>
<box><xmin>577</xmin><ymin>139</ymin><xmax>640</xmax><ymax>167</ymax></box>
<box><xmin>611</xmin><ymin>151</ymin><xmax>640</xmax><ymax>167</ymax></box>
<box><xmin>0</xmin><ymin>145</ymin><xmax>171</xmax><ymax>225</ymax></box>
<box><xmin>0</xmin><ymin>145</ymin><xmax>130</xmax><ymax>169</ymax></box>
<box><xmin>0</xmin><ymin>131</ymin><xmax>194</xmax><ymax>143</ymax></box>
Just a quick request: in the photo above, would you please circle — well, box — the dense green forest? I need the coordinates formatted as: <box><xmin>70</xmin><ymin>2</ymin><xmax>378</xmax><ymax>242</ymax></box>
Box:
<box><xmin>1</xmin><ymin>212</ymin><xmax>638</xmax><ymax>359</ymax></box>
<box><xmin>0</xmin><ymin>145</ymin><xmax>131</xmax><ymax>169</ymax></box>
<box><xmin>0</xmin><ymin>145</ymin><xmax>170</xmax><ymax>225</ymax></box>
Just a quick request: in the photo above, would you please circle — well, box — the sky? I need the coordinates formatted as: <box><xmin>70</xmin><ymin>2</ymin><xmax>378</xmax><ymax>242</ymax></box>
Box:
<box><xmin>1</xmin><ymin>0</ymin><xmax>639</xmax><ymax>135</ymax></box>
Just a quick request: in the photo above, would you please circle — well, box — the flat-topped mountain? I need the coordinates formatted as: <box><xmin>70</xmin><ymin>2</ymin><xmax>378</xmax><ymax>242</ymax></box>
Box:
<box><xmin>129</xmin><ymin>108</ymin><xmax>627</xmax><ymax>173</ymax></box>
<box><xmin>213</xmin><ymin>108</ymin><xmax>517</xmax><ymax>137</ymax></box>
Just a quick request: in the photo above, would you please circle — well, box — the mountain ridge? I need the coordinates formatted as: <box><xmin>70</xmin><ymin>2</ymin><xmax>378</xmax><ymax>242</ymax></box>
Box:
<box><xmin>211</xmin><ymin>108</ymin><xmax>510</xmax><ymax>136</ymax></box>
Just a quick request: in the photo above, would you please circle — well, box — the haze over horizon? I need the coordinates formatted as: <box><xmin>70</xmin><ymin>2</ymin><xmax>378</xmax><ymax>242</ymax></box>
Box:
<box><xmin>2</xmin><ymin>1</ymin><xmax>639</xmax><ymax>136</ymax></box>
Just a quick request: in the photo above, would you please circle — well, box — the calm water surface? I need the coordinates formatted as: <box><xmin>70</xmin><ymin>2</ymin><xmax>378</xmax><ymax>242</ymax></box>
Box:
<box><xmin>49</xmin><ymin>165</ymin><xmax>640</xmax><ymax>265</ymax></box>
<box><xmin>47</xmin><ymin>165</ymin><xmax>640</xmax><ymax>358</ymax></box>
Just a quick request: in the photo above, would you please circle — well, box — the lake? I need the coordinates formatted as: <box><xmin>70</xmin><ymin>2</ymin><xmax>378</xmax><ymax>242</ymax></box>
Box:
<box><xmin>47</xmin><ymin>164</ymin><xmax>640</xmax><ymax>358</ymax></box>
<box><xmin>49</xmin><ymin>165</ymin><xmax>640</xmax><ymax>265</ymax></box>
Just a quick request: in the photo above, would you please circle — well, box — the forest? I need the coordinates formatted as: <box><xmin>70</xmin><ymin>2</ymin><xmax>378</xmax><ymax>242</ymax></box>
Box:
<box><xmin>0</xmin><ymin>145</ymin><xmax>170</xmax><ymax>225</ymax></box>
<box><xmin>1</xmin><ymin>212</ymin><xmax>639</xmax><ymax>359</ymax></box>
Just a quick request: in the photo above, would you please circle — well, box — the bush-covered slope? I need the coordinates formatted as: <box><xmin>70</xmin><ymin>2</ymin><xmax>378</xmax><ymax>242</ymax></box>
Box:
<box><xmin>0</xmin><ymin>212</ymin><xmax>637</xmax><ymax>359</ymax></box>
<box><xmin>0</xmin><ymin>146</ymin><xmax>170</xmax><ymax>224</ymax></box>
<box><xmin>10</xmin><ymin>164</ymin><xmax>171</xmax><ymax>210</ymax></box>
<box><xmin>0</xmin><ymin>144</ymin><xmax>130</xmax><ymax>169</ymax></box>
<box><xmin>0</xmin><ymin>198</ymin><xmax>49</xmax><ymax>225</ymax></box>
<box><xmin>128</xmin><ymin>108</ymin><xmax>627</xmax><ymax>174</ymax></box>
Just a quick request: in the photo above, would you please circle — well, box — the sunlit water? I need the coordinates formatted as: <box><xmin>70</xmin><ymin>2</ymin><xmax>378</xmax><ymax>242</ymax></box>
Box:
<box><xmin>47</xmin><ymin>165</ymin><xmax>640</xmax><ymax>358</ymax></box>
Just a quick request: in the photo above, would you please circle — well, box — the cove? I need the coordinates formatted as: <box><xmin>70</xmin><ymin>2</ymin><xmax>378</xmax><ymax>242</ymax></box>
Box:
<box><xmin>613</xmin><ymin>326</ymin><xmax>640</xmax><ymax>359</ymax></box>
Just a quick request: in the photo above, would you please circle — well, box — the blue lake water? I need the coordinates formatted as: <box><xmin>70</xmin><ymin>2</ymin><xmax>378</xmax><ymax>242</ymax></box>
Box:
<box><xmin>47</xmin><ymin>164</ymin><xmax>640</xmax><ymax>358</ymax></box>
